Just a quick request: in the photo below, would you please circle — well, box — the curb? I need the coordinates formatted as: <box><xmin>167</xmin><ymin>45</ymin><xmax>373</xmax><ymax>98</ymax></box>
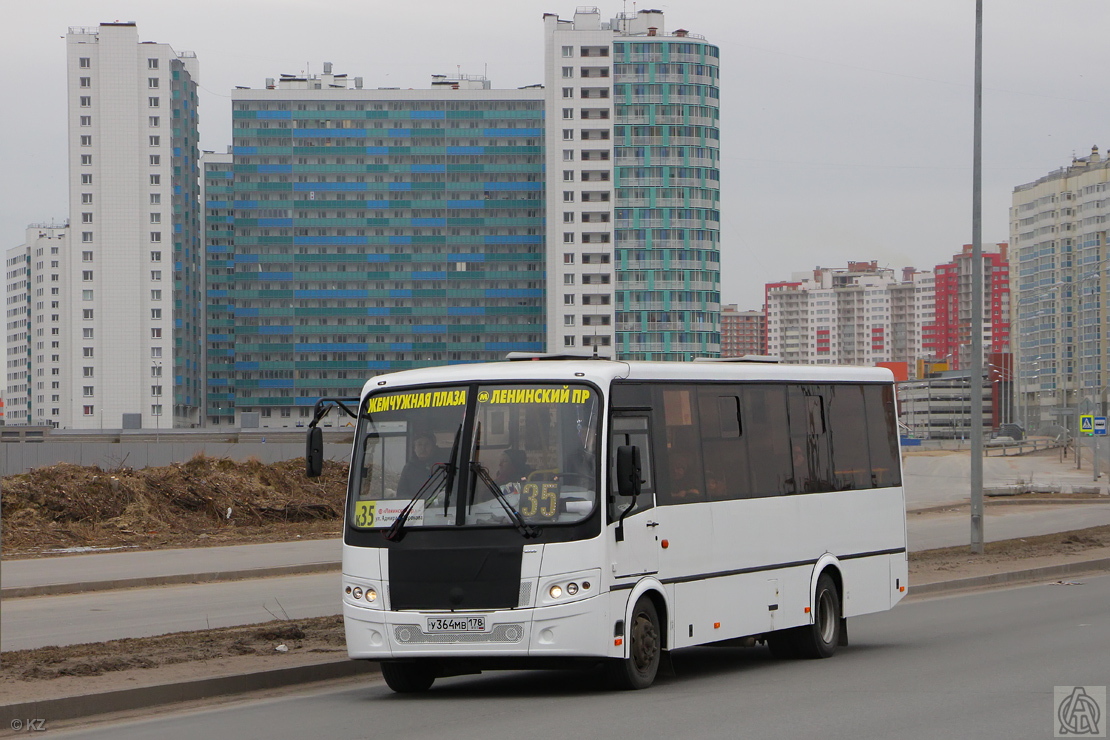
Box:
<box><xmin>0</xmin><ymin>659</ymin><xmax>380</xmax><ymax>726</ymax></box>
<box><xmin>3</xmin><ymin>558</ymin><xmax>1109</xmax><ymax>726</ymax></box>
<box><xmin>908</xmin><ymin>557</ymin><xmax>1110</xmax><ymax>596</ymax></box>
<box><xmin>1</xmin><ymin>562</ymin><xmax>340</xmax><ymax>599</ymax></box>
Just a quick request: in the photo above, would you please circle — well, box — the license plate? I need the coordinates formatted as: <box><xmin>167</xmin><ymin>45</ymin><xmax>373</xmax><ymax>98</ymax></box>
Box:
<box><xmin>425</xmin><ymin>616</ymin><xmax>488</xmax><ymax>633</ymax></box>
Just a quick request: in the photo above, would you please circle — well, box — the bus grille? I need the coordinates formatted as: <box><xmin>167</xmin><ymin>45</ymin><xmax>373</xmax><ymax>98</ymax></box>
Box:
<box><xmin>393</xmin><ymin>624</ymin><xmax>526</xmax><ymax>644</ymax></box>
<box><xmin>518</xmin><ymin>581</ymin><xmax>532</xmax><ymax>607</ymax></box>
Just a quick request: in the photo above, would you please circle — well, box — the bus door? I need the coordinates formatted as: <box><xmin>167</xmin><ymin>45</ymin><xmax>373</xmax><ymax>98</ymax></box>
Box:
<box><xmin>609</xmin><ymin>414</ymin><xmax>659</xmax><ymax>580</ymax></box>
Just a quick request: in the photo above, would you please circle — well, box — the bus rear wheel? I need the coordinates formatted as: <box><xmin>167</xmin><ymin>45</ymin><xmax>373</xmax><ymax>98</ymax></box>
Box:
<box><xmin>381</xmin><ymin>661</ymin><xmax>435</xmax><ymax>693</ymax></box>
<box><xmin>766</xmin><ymin>573</ymin><xmax>842</xmax><ymax>660</ymax></box>
<box><xmin>607</xmin><ymin>596</ymin><xmax>661</xmax><ymax>690</ymax></box>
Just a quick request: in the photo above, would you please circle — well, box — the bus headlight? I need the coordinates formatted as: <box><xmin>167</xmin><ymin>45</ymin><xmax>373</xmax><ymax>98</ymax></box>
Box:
<box><xmin>549</xmin><ymin>585</ymin><xmax>563</xmax><ymax>599</ymax></box>
<box><xmin>364</xmin><ymin>587</ymin><xmax>377</xmax><ymax>603</ymax></box>
<box><xmin>541</xmin><ymin>569</ymin><xmax>601</xmax><ymax>605</ymax></box>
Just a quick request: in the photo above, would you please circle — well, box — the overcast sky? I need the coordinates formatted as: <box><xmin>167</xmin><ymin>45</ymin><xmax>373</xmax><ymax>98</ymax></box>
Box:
<box><xmin>4</xmin><ymin>0</ymin><xmax>1110</xmax><ymax>310</ymax></box>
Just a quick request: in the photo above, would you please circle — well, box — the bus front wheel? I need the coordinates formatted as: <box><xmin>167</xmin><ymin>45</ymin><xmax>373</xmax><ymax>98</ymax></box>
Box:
<box><xmin>381</xmin><ymin>661</ymin><xmax>435</xmax><ymax>693</ymax></box>
<box><xmin>607</xmin><ymin>596</ymin><xmax>661</xmax><ymax>690</ymax></box>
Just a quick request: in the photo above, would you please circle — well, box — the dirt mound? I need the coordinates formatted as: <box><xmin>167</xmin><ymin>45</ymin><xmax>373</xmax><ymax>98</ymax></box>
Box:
<box><xmin>1</xmin><ymin>455</ymin><xmax>349</xmax><ymax>556</ymax></box>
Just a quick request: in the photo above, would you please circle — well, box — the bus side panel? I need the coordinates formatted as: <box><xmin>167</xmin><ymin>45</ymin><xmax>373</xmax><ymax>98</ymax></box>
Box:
<box><xmin>838</xmin><ymin>555</ymin><xmax>897</xmax><ymax>617</ymax></box>
<box><xmin>671</xmin><ymin>567</ymin><xmax>815</xmax><ymax>649</ymax></box>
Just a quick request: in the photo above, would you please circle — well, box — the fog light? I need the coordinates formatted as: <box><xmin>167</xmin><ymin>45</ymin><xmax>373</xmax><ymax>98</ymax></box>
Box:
<box><xmin>566</xmin><ymin>582</ymin><xmax>579</xmax><ymax>595</ymax></box>
<box><xmin>352</xmin><ymin>587</ymin><xmax>363</xmax><ymax>600</ymax></box>
<box><xmin>582</xmin><ymin>581</ymin><xmax>591</xmax><ymax>590</ymax></box>
<box><xmin>345</xmin><ymin>586</ymin><xmax>352</xmax><ymax>595</ymax></box>
<box><xmin>549</xmin><ymin>585</ymin><xmax>563</xmax><ymax>599</ymax></box>
<box><xmin>365</xmin><ymin>587</ymin><xmax>377</xmax><ymax>602</ymax></box>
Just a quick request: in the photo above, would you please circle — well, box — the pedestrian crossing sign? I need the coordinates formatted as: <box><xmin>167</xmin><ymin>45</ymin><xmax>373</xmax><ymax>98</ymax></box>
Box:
<box><xmin>1080</xmin><ymin>414</ymin><xmax>1094</xmax><ymax>435</ymax></box>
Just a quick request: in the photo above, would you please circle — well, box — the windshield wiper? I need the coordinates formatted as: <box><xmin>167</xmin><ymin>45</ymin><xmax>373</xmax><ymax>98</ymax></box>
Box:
<box><xmin>383</xmin><ymin>464</ymin><xmax>448</xmax><ymax>542</ymax></box>
<box><xmin>470</xmin><ymin>462</ymin><xmax>540</xmax><ymax>539</ymax></box>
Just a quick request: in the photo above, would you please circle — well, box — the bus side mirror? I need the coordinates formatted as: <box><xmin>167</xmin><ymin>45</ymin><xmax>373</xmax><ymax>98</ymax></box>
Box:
<box><xmin>616</xmin><ymin>445</ymin><xmax>641</xmax><ymax>498</ymax></box>
<box><xmin>306</xmin><ymin>427</ymin><xmax>324</xmax><ymax>478</ymax></box>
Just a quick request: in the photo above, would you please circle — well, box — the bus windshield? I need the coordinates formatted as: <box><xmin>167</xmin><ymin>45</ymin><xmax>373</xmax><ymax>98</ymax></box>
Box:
<box><xmin>350</xmin><ymin>382</ymin><xmax>600</xmax><ymax>531</ymax></box>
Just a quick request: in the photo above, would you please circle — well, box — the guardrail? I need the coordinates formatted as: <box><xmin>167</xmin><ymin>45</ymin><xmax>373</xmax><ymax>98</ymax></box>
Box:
<box><xmin>983</xmin><ymin>438</ymin><xmax>1064</xmax><ymax>456</ymax></box>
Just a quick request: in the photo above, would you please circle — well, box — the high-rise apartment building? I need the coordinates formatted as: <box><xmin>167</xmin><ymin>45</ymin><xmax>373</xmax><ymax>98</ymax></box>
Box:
<box><xmin>1012</xmin><ymin>146</ymin><xmax>1110</xmax><ymax>428</ymax></box>
<box><xmin>719</xmin><ymin>304</ymin><xmax>765</xmax><ymax>357</ymax></box>
<box><xmin>65</xmin><ymin>23</ymin><xmax>203</xmax><ymax>429</ymax></box>
<box><xmin>544</xmin><ymin>8</ymin><xmax>721</xmax><ymax>360</ymax></box>
<box><xmin>922</xmin><ymin>243</ymin><xmax>1009</xmax><ymax>371</ymax></box>
<box><xmin>765</xmin><ymin>262</ymin><xmax>934</xmax><ymax>369</ymax></box>
<box><xmin>5</xmin><ymin>225</ymin><xmax>69</xmax><ymax>425</ymax></box>
<box><xmin>201</xmin><ymin>150</ymin><xmax>235</xmax><ymax>425</ymax></box>
<box><xmin>219</xmin><ymin>70</ymin><xmax>545</xmax><ymax>426</ymax></box>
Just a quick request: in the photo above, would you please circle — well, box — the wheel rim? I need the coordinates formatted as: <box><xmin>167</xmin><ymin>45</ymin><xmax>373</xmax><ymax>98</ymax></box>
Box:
<box><xmin>630</xmin><ymin>611</ymin><xmax>659</xmax><ymax>673</ymax></box>
<box><xmin>816</xmin><ymin>589</ymin><xmax>836</xmax><ymax>644</ymax></box>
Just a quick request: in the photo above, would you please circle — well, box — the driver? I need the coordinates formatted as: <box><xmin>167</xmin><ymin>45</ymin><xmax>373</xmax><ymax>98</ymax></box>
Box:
<box><xmin>397</xmin><ymin>431</ymin><xmax>445</xmax><ymax>498</ymax></box>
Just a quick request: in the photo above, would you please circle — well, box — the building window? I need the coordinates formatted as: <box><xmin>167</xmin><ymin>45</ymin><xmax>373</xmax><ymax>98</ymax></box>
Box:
<box><xmin>82</xmin><ymin>193</ymin><xmax>93</xmax><ymax>204</ymax></box>
<box><xmin>151</xmin><ymin>270</ymin><xmax>162</xmax><ymax>281</ymax></box>
<box><xmin>562</xmin><ymin>108</ymin><xmax>574</xmax><ymax>119</ymax></box>
<box><xmin>81</xmin><ymin>174</ymin><xmax>92</xmax><ymax>184</ymax></box>
<box><xmin>83</xmin><ymin>386</ymin><xmax>94</xmax><ymax>397</ymax></box>
<box><xmin>151</xmin><ymin>308</ymin><xmax>162</xmax><ymax>319</ymax></box>
<box><xmin>149</xmin><ymin>135</ymin><xmax>160</xmax><ymax>147</ymax></box>
<box><xmin>563</xmin><ymin>170</ymin><xmax>575</xmax><ymax>181</ymax></box>
<box><xmin>150</xmin><ymin>174</ymin><xmax>160</xmax><ymax>185</ymax></box>
<box><xmin>563</xmin><ymin>149</ymin><xmax>575</xmax><ymax>161</ymax></box>
<box><xmin>151</xmin><ymin>327</ymin><xmax>162</xmax><ymax>338</ymax></box>
<box><xmin>83</xmin><ymin>347</ymin><xmax>94</xmax><ymax>358</ymax></box>
<box><xmin>563</xmin><ymin>212</ymin><xmax>575</xmax><ymax>223</ymax></box>
<box><xmin>83</xmin><ymin>328</ymin><xmax>94</xmax><ymax>339</ymax></box>
<box><xmin>562</xmin><ymin>67</ymin><xmax>574</xmax><ymax>78</ymax></box>
<box><xmin>79</xmin><ymin>96</ymin><xmax>91</xmax><ymax>107</ymax></box>
<box><xmin>562</xmin><ymin>87</ymin><xmax>574</xmax><ymax>98</ymax></box>
<box><xmin>149</xmin><ymin>116</ymin><xmax>160</xmax><ymax>127</ymax></box>
<box><xmin>564</xmin><ymin>294</ymin><xmax>576</xmax><ymax>305</ymax></box>
<box><xmin>80</xmin><ymin>76</ymin><xmax>91</xmax><ymax>88</ymax></box>
<box><xmin>562</xmin><ymin>45</ymin><xmax>574</xmax><ymax>57</ymax></box>
<box><xmin>82</xmin><ymin>251</ymin><xmax>93</xmax><ymax>261</ymax></box>
<box><xmin>564</xmin><ymin>336</ymin><xmax>576</xmax><ymax>347</ymax></box>
<box><xmin>151</xmin><ymin>346</ymin><xmax>162</xmax><ymax>358</ymax></box>
<box><xmin>148</xmin><ymin>58</ymin><xmax>159</xmax><ymax>69</ymax></box>
<box><xmin>151</xmin><ymin>289</ymin><xmax>162</xmax><ymax>301</ymax></box>
<box><xmin>563</xmin><ymin>232</ymin><xmax>575</xmax><ymax>243</ymax></box>
<box><xmin>80</xmin><ymin>115</ymin><xmax>92</xmax><ymax>126</ymax></box>
<box><xmin>83</xmin><ymin>309</ymin><xmax>94</xmax><ymax>319</ymax></box>
<box><xmin>82</xmin><ymin>212</ymin><xmax>93</xmax><ymax>223</ymax></box>
<box><xmin>83</xmin><ymin>405</ymin><xmax>94</xmax><ymax>416</ymax></box>
<box><xmin>82</xmin><ymin>270</ymin><xmax>93</xmax><ymax>281</ymax></box>
<box><xmin>80</xmin><ymin>154</ymin><xmax>92</xmax><ymax>165</ymax></box>
<box><xmin>149</xmin><ymin>155</ymin><xmax>160</xmax><ymax>165</ymax></box>
<box><xmin>151</xmin><ymin>251</ymin><xmax>162</xmax><ymax>261</ymax></box>
<box><xmin>152</xmin><ymin>405</ymin><xmax>163</xmax><ymax>416</ymax></box>
<box><xmin>150</xmin><ymin>193</ymin><xmax>161</xmax><ymax>204</ymax></box>
<box><xmin>82</xmin><ymin>290</ymin><xmax>93</xmax><ymax>300</ymax></box>
<box><xmin>79</xmin><ymin>57</ymin><xmax>91</xmax><ymax>68</ymax></box>
<box><xmin>150</xmin><ymin>213</ymin><xmax>161</xmax><ymax>224</ymax></box>
<box><xmin>563</xmin><ymin>191</ymin><xmax>575</xmax><ymax>202</ymax></box>
<box><xmin>80</xmin><ymin>135</ymin><xmax>92</xmax><ymax>146</ymax></box>
<box><xmin>151</xmin><ymin>366</ymin><xmax>162</xmax><ymax>377</ymax></box>
<box><xmin>150</xmin><ymin>232</ymin><xmax>161</xmax><ymax>242</ymax></box>
<box><xmin>148</xmin><ymin>77</ymin><xmax>159</xmax><ymax>88</ymax></box>
<box><xmin>152</xmin><ymin>385</ymin><xmax>162</xmax><ymax>397</ymax></box>
<box><xmin>564</xmin><ymin>253</ymin><xmax>575</xmax><ymax>264</ymax></box>
<box><xmin>564</xmin><ymin>274</ymin><xmax>575</xmax><ymax>285</ymax></box>
<box><xmin>81</xmin><ymin>232</ymin><xmax>93</xmax><ymax>242</ymax></box>
<box><xmin>564</xmin><ymin>315</ymin><xmax>576</xmax><ymax>326</ymax></box>
<box><xmin>148</xmin><ymin>97</ymin><xmax>159</xmax><ymax>108</ymax></box>
<box><xmin>562</xmin><ymin>129</ymin><xmax>574</xmax><ymax>140</ymax></box>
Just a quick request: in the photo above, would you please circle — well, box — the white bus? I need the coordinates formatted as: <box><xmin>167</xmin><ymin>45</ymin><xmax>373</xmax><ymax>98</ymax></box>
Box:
<box><xmin>306</xmin><ymin>356</ymin><xmax>907</xmax><ymax>692</ymax></box>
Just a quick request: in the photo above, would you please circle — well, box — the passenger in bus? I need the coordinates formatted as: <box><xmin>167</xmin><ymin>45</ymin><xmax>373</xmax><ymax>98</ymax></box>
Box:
<box><xmin>495</xmin><ymin>448</ymin><xmax>530</xmax><ymax>494</ymax></box>
<box><xmin>668</xmin><ymin>455</ymin><xmax>702</xmax><ymax>500</ymax></box>
<box><xmin>397</xmin><ymin>431</ymin><xmax>446</xmax><ymax>499</ymax></box>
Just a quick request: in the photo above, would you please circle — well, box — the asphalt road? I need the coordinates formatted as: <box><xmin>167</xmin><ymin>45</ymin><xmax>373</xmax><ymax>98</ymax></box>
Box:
<box><xmin>44</xmin><ymin>575</ymin><xmax>1110</xmax><ymax>740</ymax></box>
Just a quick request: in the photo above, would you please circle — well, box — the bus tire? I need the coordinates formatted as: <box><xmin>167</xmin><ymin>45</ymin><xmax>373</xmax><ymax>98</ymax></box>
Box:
<box><xmin>795</xmin><ymin>572</ymin><xmax>841</xmax><ymax>659</ymax></box>
<box><xmin>381</xmin><ymin>661</ymin><xmax>436</xmax><ymax>693</ymax></box>
<box><xmin>607</xmin><ymin>596</ymin><xmax>661</xmax><ymax>690</ymax></box>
